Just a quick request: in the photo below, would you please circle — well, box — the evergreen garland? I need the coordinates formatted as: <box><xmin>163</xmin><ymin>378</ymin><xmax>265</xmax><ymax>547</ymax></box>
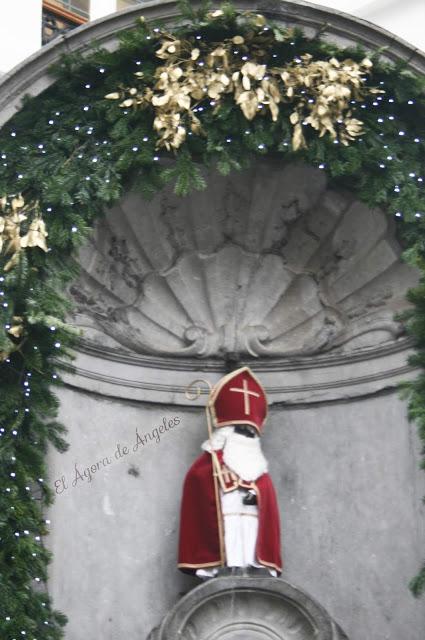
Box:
<box><xmin>0</xmin><ymin>3</ymin><xmax>425</xmax><ymax>637</ymax></box>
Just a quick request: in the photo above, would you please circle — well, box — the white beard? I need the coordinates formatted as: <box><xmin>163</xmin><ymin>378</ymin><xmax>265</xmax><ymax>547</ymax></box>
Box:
<box><xmin>202</xmin><ymin>426</ymin><xmax>268</xmax><ymax>481</ymax></box>
<box><xmin>222</xmin><ymin>431</ymin><xmax>268</xmax><ymax>481</ymax></box>
<box><xmin>201</xmin><ymin>427</ymin><xmax>234</xmax><ymax>453</ymax></box>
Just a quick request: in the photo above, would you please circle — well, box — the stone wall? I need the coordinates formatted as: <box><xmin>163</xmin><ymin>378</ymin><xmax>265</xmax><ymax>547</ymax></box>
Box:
<box><xmin>46</xmin><ymin>385</ymin><xmax>425</xmax><ymax>640</ymax></box>
<box><xmin>43</xmin><ymin>160</ymin><xmax>425</xmax><ymax>640</ymax></box>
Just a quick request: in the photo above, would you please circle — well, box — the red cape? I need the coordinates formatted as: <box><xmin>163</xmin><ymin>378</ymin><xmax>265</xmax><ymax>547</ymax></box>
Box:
<box><xmin>178</xmin><ymin>450</ymin><xmax>282</xmax><ymax>574</ymax></box>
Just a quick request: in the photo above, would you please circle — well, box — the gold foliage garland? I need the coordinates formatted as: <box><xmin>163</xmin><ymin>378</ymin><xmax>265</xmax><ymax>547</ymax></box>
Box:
<box><xmin>0</xmin><ymin>194</ymin><xmax>49</xmax><ymax>361</ymax></box>
<box><xmin>0</xmin><ymin>194</ymin><xmax>48</xmax><ymax>272</ymax></box>
<box><xmin>106</xmin><ymin>13</ymin><xmax>382</xmax><ymax>151</ymax></box>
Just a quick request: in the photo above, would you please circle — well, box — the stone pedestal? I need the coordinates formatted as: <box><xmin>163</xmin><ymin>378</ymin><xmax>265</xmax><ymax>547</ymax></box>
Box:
<box><xmin>150</xmin><ymin>573</ymin><xmax>349</xmax><ymax>640</ymax></box>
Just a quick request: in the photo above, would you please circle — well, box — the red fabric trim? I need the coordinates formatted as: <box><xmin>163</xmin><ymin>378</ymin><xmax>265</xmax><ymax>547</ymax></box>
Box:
<box><xmin>178</xmin><ymin>451</ymin><xmax>282</xmax><ymax>575</ymax></box>
<box><xmin>178</xmin><ymin>452</ymin><xmax>222</xmax><ymax>572</ymax></box>
<box><xmin>255</xmin><ymin>473</ymin><xmax>282</xmax><ymax>573</ymax></box>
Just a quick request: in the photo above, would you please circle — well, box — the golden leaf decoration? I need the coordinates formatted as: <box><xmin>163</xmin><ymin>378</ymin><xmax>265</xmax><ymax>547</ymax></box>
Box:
<box><xmin>0</xmin><ymin>196</ymin><xmax>48</xmax><ymax>271</ymax></box>
<box><xmin>237</xmin><ymin>91</ymin><xmax>258</xmax><ymax>120</ymax></box>
<box><xmin>4</xmin><ymin>251</ymin><xmax>21</xmax><ymax>272</ymax></box>
<box><xmin>156</xmin><ymin>38</ymin><xmax>181</xmax><ymax>60</ymax></box>
<box><xmin>253</xmin><ymin>14</ymin><xmax>266</xmax><ymax>27</ymax></box>
<box><xmin>8</xmin><ymin>316</ymin><xmax>24</xmax><ymax>338</ymax></box>
<box><xmin>0</xmin><ymin>217</ymin><xmax>5</xmax><ymax>253</ymax></box>
<box><xmin>208</xmin><ymin>9</ymin><xmax>224</xmax><ymax>18</ymax></box>
<box><xmin>11</xmin><ymin>195</ymin><xmax>25</xmax><ymax>211</ymax></box>
<box><xmin>104</xmin><ymin>18</ymin><xmax>382</xmax><ymax>151</ymax></box>
<box><xmin>151</xmin><ymin>94</ymin><xmax>170</xmax><ymax>107</ymax></box>
<box><xmin>292</xmin><ymin>123</ymin><xmax>307</xmax><ymax>151</ymax></box>
<box><xmin>290</xmin><ymin>112</ymin><xmax>299</xmax><ymax>125</ymax></box>
<box><xmin>20</xmin><ymin>217</ymin><xmax>48</xmax><ymax>252</ymax></box>
<box><xmin>120</xmin><ymin>98</ymin><xmax>135</xmax><ymax>108</ymax></box>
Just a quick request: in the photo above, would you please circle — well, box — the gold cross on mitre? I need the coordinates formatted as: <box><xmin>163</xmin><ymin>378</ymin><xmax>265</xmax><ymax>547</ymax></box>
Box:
<box><xmin>229</xmin><ymin>378</ymin><xmax>260</xmax><ymax>415</ymax></box>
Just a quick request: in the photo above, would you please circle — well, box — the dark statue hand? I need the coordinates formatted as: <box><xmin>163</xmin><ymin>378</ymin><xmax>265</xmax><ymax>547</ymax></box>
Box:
<box><xmin>243</xmin><ymin>490</ymin><xmax>257</xmax><ymax>506</ymax></box>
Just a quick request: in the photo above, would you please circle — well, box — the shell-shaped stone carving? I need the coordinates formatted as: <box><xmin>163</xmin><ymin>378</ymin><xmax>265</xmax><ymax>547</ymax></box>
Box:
<box><xmin>71</xmin><ymin>161</ymin><xmax>417</xmax><ymax>358</ymax></box>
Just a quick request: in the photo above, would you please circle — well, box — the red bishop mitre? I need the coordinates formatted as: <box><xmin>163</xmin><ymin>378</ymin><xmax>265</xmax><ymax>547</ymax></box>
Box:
<box><xmin>208</xmin><ymin>367</ymin><xmax>268</xmax><ymax>434</ymax></box>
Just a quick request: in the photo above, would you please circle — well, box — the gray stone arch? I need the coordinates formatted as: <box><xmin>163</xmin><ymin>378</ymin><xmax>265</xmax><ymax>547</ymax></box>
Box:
<box><xmin>1</xmin><ymin>3</ymin><xmax>424</xmax><ymax>640</ymax></box>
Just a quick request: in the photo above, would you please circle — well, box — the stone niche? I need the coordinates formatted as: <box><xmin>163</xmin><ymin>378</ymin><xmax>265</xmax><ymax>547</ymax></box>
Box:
<box><xmin>71</xmin><ymin>161</ymin><xmax>413</xmax><ymax>362</ymax></box>
<box><xmin>44</xmin><ymin>159</ymin><xmax>425</xmax><ymax>640</ymax></box>
<box><xmin>65</xmin><ymin>159</ymin><xmax>419</xmax><ymax>409</ymax></box>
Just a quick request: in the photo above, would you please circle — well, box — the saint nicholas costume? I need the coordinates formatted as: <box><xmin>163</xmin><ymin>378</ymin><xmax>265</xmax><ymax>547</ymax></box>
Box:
<box><xmin>178</xmin><ymin>367</ymin><xmax>282</xmax><ymax>576</ymax></box>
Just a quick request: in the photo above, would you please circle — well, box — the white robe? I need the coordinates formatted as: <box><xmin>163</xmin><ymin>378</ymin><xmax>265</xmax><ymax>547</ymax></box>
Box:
<box><xmin>196</xmin><ymin>427</ymin><xmax>276</xmax><ymax>578</ymax></box>
<box><xmin>220</xmin><ymin>487</ymin><xmax>260</xmax><ymax>567</ymax></box>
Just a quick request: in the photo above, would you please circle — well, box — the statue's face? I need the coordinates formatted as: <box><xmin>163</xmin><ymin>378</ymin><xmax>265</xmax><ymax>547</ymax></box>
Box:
<box><xmin>234</xmin><ymin>424</ymin><xmax>258</xmax><ymax>438</ymax></box>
